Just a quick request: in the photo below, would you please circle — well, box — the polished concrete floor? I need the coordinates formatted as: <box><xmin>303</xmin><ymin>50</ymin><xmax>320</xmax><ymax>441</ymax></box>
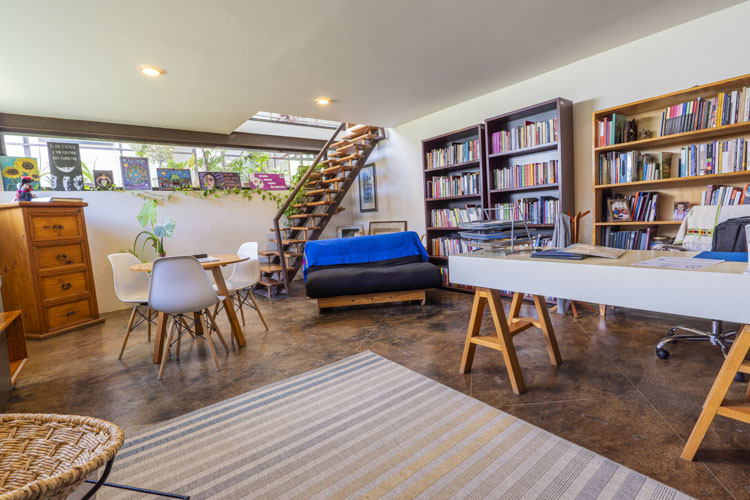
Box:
<box><xmin>6</xmin><ymin>284</ymin><xmax>750</xmax><ymax>499</ymax></box>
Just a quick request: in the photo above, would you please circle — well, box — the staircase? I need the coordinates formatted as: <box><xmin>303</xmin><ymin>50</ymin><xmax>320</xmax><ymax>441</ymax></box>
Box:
<box><xmin>259</xmin><ymin>123</ymin><xmax>383</xmax><ymax>297</ymax></box>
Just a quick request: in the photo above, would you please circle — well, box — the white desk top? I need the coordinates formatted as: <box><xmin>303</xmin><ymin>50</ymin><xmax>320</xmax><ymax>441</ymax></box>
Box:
<box><xmin>449</xmin><ymin>250</ymin><xmax>750</xmax><ymax>324</ymax></box>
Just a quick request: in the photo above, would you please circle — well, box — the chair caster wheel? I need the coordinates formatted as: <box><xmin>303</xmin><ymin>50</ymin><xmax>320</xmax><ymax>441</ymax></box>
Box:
<box><xmin>734</xmin><ymin>372</ymin><xmax>746</xmax><ymax>383</ymax></box>
<box><xmin>656</xmin><ymin>348</ymin><xmax>670</xmax><ymax>360</ymax></box>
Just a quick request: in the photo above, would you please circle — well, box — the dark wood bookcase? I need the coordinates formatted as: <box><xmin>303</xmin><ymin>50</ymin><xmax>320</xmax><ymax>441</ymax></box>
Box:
<box><xmin>422</xmin><ymin>124</ymin><xmax>487</xmax><ymax>292</ymax></box>
<box><xmin>484</xmin><ymin>98</ymin><xmax>574</xmax><ymax>229</ymax></box>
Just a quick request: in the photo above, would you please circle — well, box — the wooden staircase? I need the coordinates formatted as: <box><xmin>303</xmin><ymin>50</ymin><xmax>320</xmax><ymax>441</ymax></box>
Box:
<box><xmin>260</xmin><ymin>123</ymin><xmax>383</xmax><ymax>297</ymax></box>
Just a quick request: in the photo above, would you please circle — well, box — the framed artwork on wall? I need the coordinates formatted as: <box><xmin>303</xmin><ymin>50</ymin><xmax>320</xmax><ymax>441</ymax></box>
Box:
<box><xmin>337</xmin><ymin>225</ymin><xmax>365</xmax><ymax>238</ymax></box>
<box><xmin>358</xmin><ymin>163</ymin><xmax>377</xmax><ymax>212</ymax></box>
<box><xmin>369</xmin><ymin>221</ymin><xmax>408</xmax><ymax>236</ymax></box>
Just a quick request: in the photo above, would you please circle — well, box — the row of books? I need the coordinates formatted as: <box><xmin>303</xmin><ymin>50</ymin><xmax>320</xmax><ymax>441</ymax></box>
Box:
<box><xmin>492</xmin><ymin>197</ymin><xmax>559</xmax><ymax>225</ymax></box>
<box><xmin>602</xmin><ymin>226</ymin><xmax>658</xmax><ymax>250</ymax></box>
<box><xmin>595</xmin><ymin>114</ymin><xmax>627</xmax><ymax>147</ymax></box>
<box><xmin>492</xmin><ymin>160</ymin><xmax>558</xmax><ymax>190</ymax></box>
<box><xmin>429</xmin><ymin>206</ymin><xmax>483</xmax><ymax>228</ymax></box>
<box><xmin>425</xmin><ymin>139</ymin><xmax>480</xmax><ymax>169</ymax></box>
<box><xmin>426</xmin><ymin>172</ymin><xmax>480</xmax><ymax>199</ymax></box>
<box><xmin>608</xmin><ymin>192</ymin><xmax>659</xmax><ymax>222</ymax></box>
<box><xmin>660</xmin><ymin>89</ymin><xmax>750</xmax><ymax>137</ymax></box>
<box><xmin>597</xmin><ymin>151</ymin><xmax>673</xmax><ymax>184</ymax></box>
<box><xmin>490</xmin><ymin>118</ymin><xmax>558</xmax><ymax>154</ymax></box>
<box><xmin>700</xmin><ymin>184</ymin><xmax>750</xmax><ymax>206</ymax></box>
<box><xmin>678</xmin><ymin>138</ymin><xmax>747</xmax><ymax>177</ymax></box>
<box><xmin>430</xmin><ymin>237</ymin><xmax>474</xmax><ymax>257</ymax></box>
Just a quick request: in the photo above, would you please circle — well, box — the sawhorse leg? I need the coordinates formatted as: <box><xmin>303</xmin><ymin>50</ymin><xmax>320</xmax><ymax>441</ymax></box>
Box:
<box><xmin>681</xmin><ymin>324</ymin><xmax>750</xmax><ymax>460</ymax></box>
<box><xmin>460</xmin><ymin>289</ymin><xmax>562</xmax><ymax>395</ymax></box>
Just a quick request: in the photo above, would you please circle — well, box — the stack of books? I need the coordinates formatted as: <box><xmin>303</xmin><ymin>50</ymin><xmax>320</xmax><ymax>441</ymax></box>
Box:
<box><xmin>490</xmin><ymin>118</ymin><xmax>558</xmax><ymax>153</ymax></box>
<box><xmin>426</xmin><ymin>172</ymin><xmax>480</xmax><ymax>198</ymax></box>
<box><xmin>493</xmin><ymin>197</ymin><xmax>558</xmax><ymax>225</ymax></box>
<box><xmin>659</xmin><ymin>88</ymin><xmax>750</xmax><ymax>136</ymax></box>
<box><xmin>425</xmin><ymin>139</ymin><xmax>480</xmax><ymax>169</ymax></box>
<box><xmin>602</xmin><ymin>226</ymin><xmax>658</xmax><ymax>250</ymax></box>
<box><xmin>430</xmin><ymin>206</ymin><xmax>483</xmax><ymax>228</ymax></box>
<box><xmin>493</xmin><ymin>160</ymin><xmax>558</xmax><ymax>190</ymax></box>
<box><xmin>431</xmin><ymin>237</ymin><xmax>474</xmax><ymax>256</ymax></box>
<box><xmin>678</xmin><ymin>138</ymin><xmax>747</xmax><ymax>176</ymax></box>
<box><xmin>700</xmin><ymin>184</ymin><xmax>750</xmax><ymax>206</ymax></box>
<box><xmin>598</xmin><ymin>151</ymin><xmax>674</xmax><ymax>184</ymax></box>
<box><xmin>596</xmin><ymin>113</ymin><xmax>627</xmax><ymax>147</ymax></box>
<box><xmin>608</xmin><ymin>192</ymin><xmax>659</xmax><ymax>222</ymax></box>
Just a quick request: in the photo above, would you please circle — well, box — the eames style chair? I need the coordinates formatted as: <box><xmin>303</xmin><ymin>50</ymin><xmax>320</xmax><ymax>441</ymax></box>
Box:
<box><xmin>108</xmin><ymin>253</ymin><xmax>154</xmax><ymax>359</ymax></box>
<box><xmin>214</xmin><ymin>242</ymin><xmax>268</xmax><ymax>331</ymax></box>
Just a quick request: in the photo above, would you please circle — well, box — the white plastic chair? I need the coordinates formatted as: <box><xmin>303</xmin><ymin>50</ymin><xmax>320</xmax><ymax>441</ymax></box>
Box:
<box><xmin>149</xmin><ymin>256</ymin><xmax>229</xmax><ymax>380</ymax></box>
<box><xmin>213</xmin><ymin>242</ymin><xmax>268</xmax><ymax>330</ymax></box>
<box><xmin>108</xmin><ymin>253</ymin><xmax>154</xmax><ymax>359</ymax></box>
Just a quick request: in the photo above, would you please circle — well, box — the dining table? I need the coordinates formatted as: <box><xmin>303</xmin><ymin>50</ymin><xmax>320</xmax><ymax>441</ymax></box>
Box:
<box><xmin>130</xmin><ymin>254</ymin><xmax>248</xmax><ymax>364</ymax></box>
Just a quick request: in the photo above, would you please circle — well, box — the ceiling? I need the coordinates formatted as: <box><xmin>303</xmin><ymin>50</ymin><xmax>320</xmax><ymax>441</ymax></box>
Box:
<box><xmin>0</xmin><ymin>0</ymin><xmax>742</xmax><ymax>134</ymax></box>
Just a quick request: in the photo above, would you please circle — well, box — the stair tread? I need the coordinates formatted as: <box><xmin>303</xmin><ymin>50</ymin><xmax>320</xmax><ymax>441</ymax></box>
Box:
<box><xmin>259</xmin><ymin>263</ymin><xmax>284</xmax><ymax>272</ymax></box>
<box><xmin>259</xmin><ymin>250</ymin><xmax>302</xmax><ymax>257</ymax></box>
<box><xmin>270</xmin><ymin>239</ymin><xmax>307</xmax><ymax>244</ymax></box>
<box><xmin>305</xmin><ymin>189</ymin><xmax>342</xmax><ymax>196</ymax></box>
<box><xmin>330</xmin><ymin>134</ymin><xmax>377</xmax><ymax>149</ymax></box>
<box><xmin>258</xmin><ymin>278</ymin><xmax>284</xmax><ymax>287</ymax></box>
<box><xmin>293</xmin><ymin>201</ymin><xmax>335</xmax><ymax>207</ymax></box>
<box><xmin>343</xmin><ymin>126</ymin><xmax>378</xmax><ymax>140</ymax></box>
<box><xmin>335</xmin><ymin>154</ymin><xmax>363</xmax><ymax>163</ymax></box>
<box><xmin>332</xmin><ymin>144</ymin><xmax>367</xmax><ymax>155</ymax></box>
<box><xmin>288</xmin><ymin>213</ymin><xmax>328</xmax><ymax>218</ymax></box>
<box><xmin>322</xmin><ymin>166</ymin><xmax>353</xmax><ymax>175</ymax></box>
<box><xmin>319</xmin><ymin>177</ymin><xmax>344</xmax><ymax>184</ymax></box>
<box><xmin>270</xmin><ymin>226</ymin><xmax>320</xmax><ymax>231</ymax></box>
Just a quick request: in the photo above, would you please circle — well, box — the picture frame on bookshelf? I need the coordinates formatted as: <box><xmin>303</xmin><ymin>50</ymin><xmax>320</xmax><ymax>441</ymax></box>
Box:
<box><xmin>337</xmin><ymin>225</ymin><xmax>364</xmax><ymax>238</ymax></box>
<box><xmin>369</xmin><ymin>220</ymin><xmax>407</xmax><ymax>236</ymax></box>
<box><xmin>673</xmin><ymin>202</ymin><xmax>691</xmax><ymax>221</ymax></box>
<box><xmin>358</xmin><ymin>163</ymin><xmax>377</xmax><ymax>212</ymax></box>
<box><xmin>608</xmin><ymin>198</ymin><xmax>631</xmax><ymax>221</ymax></box>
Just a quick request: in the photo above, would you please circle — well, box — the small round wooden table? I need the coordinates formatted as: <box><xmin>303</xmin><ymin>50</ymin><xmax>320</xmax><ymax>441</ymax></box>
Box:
<box><xmin>130</xmin><ymin>254</ymin><xmax>248</xmax><ymax>364</ymax></box>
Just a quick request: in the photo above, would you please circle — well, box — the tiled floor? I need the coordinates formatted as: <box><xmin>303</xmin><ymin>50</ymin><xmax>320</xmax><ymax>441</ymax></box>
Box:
<box><xmin>6</xmin><ymin>284</ymin><xmax>750</xmax><ymax>499</ymax></box>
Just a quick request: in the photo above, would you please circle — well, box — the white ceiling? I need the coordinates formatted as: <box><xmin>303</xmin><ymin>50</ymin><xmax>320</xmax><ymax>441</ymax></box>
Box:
<box><xmin>0</xmin><ymin>0</ymin><xmax>742</xmax><ymax>134</ymax></box>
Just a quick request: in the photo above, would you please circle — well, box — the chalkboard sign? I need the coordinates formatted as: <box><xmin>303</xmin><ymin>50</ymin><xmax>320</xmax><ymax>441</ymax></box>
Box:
<box><xmin>47</xmin><ymin>142</ymin><xmax>83</xmax><ymax>191</ymax></box>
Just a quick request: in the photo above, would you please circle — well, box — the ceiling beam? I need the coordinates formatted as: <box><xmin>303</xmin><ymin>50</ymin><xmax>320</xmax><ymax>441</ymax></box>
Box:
<box><xmin>0</xmin><ymin>113</ymin><xmax>327</xmax><ymax>154</ymax></box>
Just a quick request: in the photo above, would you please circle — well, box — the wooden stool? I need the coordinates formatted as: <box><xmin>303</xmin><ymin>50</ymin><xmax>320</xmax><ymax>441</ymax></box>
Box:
<box><xmin>459</xmin><ymin>288</ymin><xmax>562</xmax><ymax>394</ymax></box>
<box><xmin>682</xmin><ymin>324</ymin><xmax>750</xmax><ymax>460</ymax></box>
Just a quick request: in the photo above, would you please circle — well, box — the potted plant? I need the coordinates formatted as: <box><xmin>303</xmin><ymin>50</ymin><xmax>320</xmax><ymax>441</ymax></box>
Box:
<box><xmin>130</xmin><ymin>200</ymin><xmax>176</xmax><ymax>261</ymax></box>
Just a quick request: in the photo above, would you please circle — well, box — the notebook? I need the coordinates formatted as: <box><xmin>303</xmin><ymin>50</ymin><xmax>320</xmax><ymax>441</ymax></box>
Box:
<box><xmin>530</xmin><ymin>249</ymin><xmax>587</xmax><ymax>260</ymax></box>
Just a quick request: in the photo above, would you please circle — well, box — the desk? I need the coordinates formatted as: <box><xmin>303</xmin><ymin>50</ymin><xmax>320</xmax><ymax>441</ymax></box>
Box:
<box><xmin>450</xmin><ymin>250</ymin><xmax>750</xmax><ymax>460</ymax></box>
<box><xmin>130</xmin><ymin>254</ymin><xmax>248</xmax><ymax>363</ymax></box>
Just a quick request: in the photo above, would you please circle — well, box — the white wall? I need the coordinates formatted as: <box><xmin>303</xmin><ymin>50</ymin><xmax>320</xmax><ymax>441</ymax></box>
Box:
<box><xmin>344</xmin><ymin>2</ymin><xmax>750</xmax><ymax>245</ymax></box>
<box><xmin>0</xmin><ymin>190</ymin><xmax>347</xmax><ymax>313</ymax></box>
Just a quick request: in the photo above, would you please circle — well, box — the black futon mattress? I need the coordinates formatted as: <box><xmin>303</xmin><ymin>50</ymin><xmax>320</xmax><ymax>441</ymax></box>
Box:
<box><xmin>305</xmin><ymin>255</ymin><xmax>442</xmax><ymax>298</ymax></box>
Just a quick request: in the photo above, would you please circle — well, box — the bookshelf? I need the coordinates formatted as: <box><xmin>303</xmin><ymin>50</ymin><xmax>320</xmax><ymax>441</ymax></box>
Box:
<box><xmin>484</xmin><ymin>98</ymin><xmax>574</xmax><ymax>233</ymax></box>
<box><xmin>592</xmin><ymin>73</ymin><xmax>750</xmax><ymax>246</ymax></box>
<box><xmin>422</xmin><ymin>124</ymin><xmax>487</xmax><ymax>292</ymax></box>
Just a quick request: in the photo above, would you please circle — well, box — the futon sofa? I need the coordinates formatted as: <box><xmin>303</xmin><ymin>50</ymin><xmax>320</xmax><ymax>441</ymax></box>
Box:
<box><xmin>304</xmin><ymin>231</ymin><xmax>442</xmax><ymax>311</ymax></box>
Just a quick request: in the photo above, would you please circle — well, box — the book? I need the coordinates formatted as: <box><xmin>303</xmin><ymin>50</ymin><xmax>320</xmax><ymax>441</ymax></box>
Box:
<box><xmin>564</xmin><ymin>244</ymin><xmax>626</xmax><ymax>258</ymax></box>
<box><xmin>31</xmin><ymin>197</ymin><xmax>83</xmax><ymax>203</ymax></box>
<box><xmin>0</xmin><ymin>156</ymin><xmax>40</xmax><ymax>192</ymax></box>
<box><xmin>120</xmin><ymin>157</ymin><xmax>151</xmax><ymax>190</ymax></box>
<box><xmin>426</xmin><ymin>138</ymin><xmax>480</xmax><ymax>168</ymax></box>
<box><xmin>491</xmin><ymin>118</ymin><xmax>558</xmax><ymax>154</ymax></box>
<box><xmin>93</xmin><ymin>170</ymin><xmax>114</xmax><ymax>189</ymax></box>
<box><xmin>493</xmin><ymin>160</ymin><xmax>558</xmax><ymax>190</ymax></box>
<box><xmin>530</xmin><ymin>249</ymin><xmax>587</xmax><ymax>260</ymax></box>
<box><xmin>156</xmin><ymin>168</ymin><xmax>192</xmax><ymax>190</ymax></box>
<box><xmin>47</xmin><ymin>142</ymin><xmax>83</xmax><ymax>191</ymax></box>
<box><xmin>427</xmin><ymin>172</ymin><xmax>480</xmax><ymax>198</ymax></box>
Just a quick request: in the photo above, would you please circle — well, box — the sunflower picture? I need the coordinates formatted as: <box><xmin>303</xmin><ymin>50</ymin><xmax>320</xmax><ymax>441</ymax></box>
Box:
<box><xmin>1</xmin><ymin>156</ymin><xmax>40</xmax><ymax>191</ymax></box>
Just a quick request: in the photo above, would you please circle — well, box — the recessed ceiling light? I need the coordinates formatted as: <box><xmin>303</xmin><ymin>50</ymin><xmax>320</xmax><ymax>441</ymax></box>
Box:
<box><xmin>315</xmin><ymin>97</ymin><xmax>331</xmax><ymax>105</ymax></box>
<box><xmin>139</xmin><ymin>66</ymin><xmax>164</xmax><ymax>77</ymax></box>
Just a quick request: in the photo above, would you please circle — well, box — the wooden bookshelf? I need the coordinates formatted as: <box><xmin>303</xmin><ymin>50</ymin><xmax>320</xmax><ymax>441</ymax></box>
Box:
<box><xmin>592</xmin><ymin>73</ymin><xmax>750</xmax><ymax>245</ymax></box>
<box><xmin>485</xmin><ymin>97</ymin><xmax>574</xmax><ymax>231</ymax></box>
<box><xmin>422</xmin><ymin>124</ymin><xmax>487</xmax><ymax>292</ymax></box>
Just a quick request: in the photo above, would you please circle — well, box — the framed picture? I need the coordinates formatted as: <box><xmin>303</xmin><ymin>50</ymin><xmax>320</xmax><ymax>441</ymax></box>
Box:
<box><xmin>369</xmin><ymin>220</ymin><xmax>407</xmax><ymax>236</ymax></box>
<box><xmin>120</xmin><ymin>156</ymin><xmax>151</xmax><ymax>190</ymax></box>
<box><xmin>358</xmin><ymin>163</ymin><xmax>377</xmax><ymax>212</ymax></box>
<box><xmin>93</xmin><ymin>170</ymin><xmax>114</xmax><ymax>189</ymax></box>
<box><xmin>156</xmin><ymin>168</ymin><xmax>192</xmax><ymax>190</ymax></box>
<box><xmin>337</xmin><ymin>225</ymin><xmax>364</xmax><ymax>238</ymax></box>
<box><xmin>199</xmin><ymin>171</ymin><xmax>220</xmax><ymax>190</ymax></box>
<box><xmin>607</xmin><ymin>198</ymin><xmax>631</xmax><ymax>222</ymax></box>
<box><xmin>673</xmin><ymin>201</ymin><xmax>691</xmax><ymax>221</ymax></box>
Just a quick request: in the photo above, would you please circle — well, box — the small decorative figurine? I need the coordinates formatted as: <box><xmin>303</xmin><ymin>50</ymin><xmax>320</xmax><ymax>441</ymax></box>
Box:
<box><xmin>14</xmin><ymin>176</ymin><xmax>36</xmax><ymax>202</ymax></box>
<box><xmin>626</xmin><ymin>119</ymin><xmax>638</xmax><ymax>143</ymax></box>
<box><xmin>638</xmin><ymin>128</ymin><xmax>652</xmax><ymax>140</ymax></box>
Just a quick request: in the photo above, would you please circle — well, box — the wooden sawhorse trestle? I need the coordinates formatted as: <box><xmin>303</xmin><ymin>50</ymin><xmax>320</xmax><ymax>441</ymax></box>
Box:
<box><xmin>460</xmin><ymin>288</ymin><xmax>562</xmax><ymax>394</ymax></box>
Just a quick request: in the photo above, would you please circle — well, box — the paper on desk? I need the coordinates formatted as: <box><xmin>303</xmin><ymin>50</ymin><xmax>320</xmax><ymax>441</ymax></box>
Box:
<box><xmin>632</xmin><ymin>256</ymin><xmax>723</xmax><ymax>270</ymax></box>
<box><xmin>197</xmin><ymin>257</ymin><xmax>220</xmax><ymax>263</ymax></box>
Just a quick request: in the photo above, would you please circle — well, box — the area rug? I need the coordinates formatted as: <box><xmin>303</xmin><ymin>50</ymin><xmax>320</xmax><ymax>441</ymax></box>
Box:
<box><xmin>107</xmin><ymin>351</ymin><xmax>691</xmax><ymax>499</ymax></box>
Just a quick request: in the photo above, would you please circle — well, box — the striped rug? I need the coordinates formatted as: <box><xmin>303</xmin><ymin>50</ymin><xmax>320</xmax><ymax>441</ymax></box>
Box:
<box><xmin>107</xmin><ymin>351</ymin><xmax>691</xmax><ymax>499</ymax></box>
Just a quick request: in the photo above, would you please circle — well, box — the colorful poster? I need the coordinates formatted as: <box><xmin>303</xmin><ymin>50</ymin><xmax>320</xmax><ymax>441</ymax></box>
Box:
<box><xmin>0</xmin><ymin>157</ymin><xmax>40</xmax><ymax>191</ymax></box>
<box><xmin>217</xmin><ymin>172</ymin><xmax>241</xmax><ymax>190</ymax></box>
<box><xmin>120</xmin><ymin>157</ymin><xmax>151</xmax><ymax>190</ymax></box>
<box><xmin>93</xmin><ymin>170</ymin><xmax>114</xmax><ymax>189</ymax></box>
<box><xmin>156</xmin><ymin>168</ymin><xmax>192</xmax><ymax>190</ymax></box>
<box><xmin>47</xmin><ymin>142</ymin><xmax>83</xmax><ymax>191</ymax></box>
<box><xmin>253</xmin><ymin>173</ymin><xmax>288</xmax><ymax>190</ymax></box>
<box><xmin>198</xmin><ymin>171</ymin><xmax>220</xmax><ymax>190</ymax></box>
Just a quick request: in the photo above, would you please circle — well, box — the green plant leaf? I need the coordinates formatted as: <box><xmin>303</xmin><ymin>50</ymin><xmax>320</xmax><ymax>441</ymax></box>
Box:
<box><xmin>136</xmin><ymin>200</ymin><xmax>158</xmax><ymax>227</ymax></box>
<box><xmin>154</xmin><ymin>216</ymin><xmax>176</xmax><ymax>238</ymax></box>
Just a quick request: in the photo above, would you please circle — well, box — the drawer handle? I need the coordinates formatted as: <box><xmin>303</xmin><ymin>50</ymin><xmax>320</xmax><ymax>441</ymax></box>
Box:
<box><xmin>65</xmin><ymin>310</ymin><xmax>78</xmax><ymax>317</ymax></box>
<box><xmin>53</xmin><ymin>224</ymin><xmax>64</xmax><ymax>230</ymax></box>
<box><xmin>56</xmin><ymin>254</ymin><xmax>68</xmax><ymax>261</ymax></box>
<box><xmin>61</xmin><ymin>282</ymin><xmax>72</xmax><ymax>290</ymax></box>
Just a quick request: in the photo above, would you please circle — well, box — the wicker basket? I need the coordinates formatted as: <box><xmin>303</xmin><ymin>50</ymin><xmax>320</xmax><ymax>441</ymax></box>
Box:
<box><xmin>0</xmin><ymin>414</ymin><xmax>124</xmax><ymax>500</ymax></box>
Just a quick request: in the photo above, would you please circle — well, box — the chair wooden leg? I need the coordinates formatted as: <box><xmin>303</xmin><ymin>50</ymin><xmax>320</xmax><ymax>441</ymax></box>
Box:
<box><xmin>236</xmin><ymin>293</ymin><xmax>246</xmax><ymax>326</ymax></box>
<box><xmin>207</xmin><ymin>309</ymin><xmax>229</xmax><ymax>352</ymax></box>
<box><xmin>533</xmin><ymin>295</ymin><xmax>562</xmax><ymax>366</ymax></box>
<box><xmin>147</xmin><ymin>308</ymin><xmax>152</xmax><ymax>342</ymax></box>
<box><xmin>599</xmin><ymin>304</ymin><xmax>607</xmax><ymax>316</ymax></box>
<box><xmin>158</xmin><ymin>318</ymin><xmax>177</xmax><ymax>380</ymax></box>
<box><xmin>459</xmin><ymin>290</ymin><xmax>486</xmax><ymax>375</ymax></box>
<box><xmin>201</xmin><ymin>315</ymin><xmax>221</xmax><ymax>372</ymax></box>
<box><xmin>175</xmin><ymin>318</ymin><xmax>183</xmax><ymax>361</ymax></box>
<box><xmin>681</xmin><ymin>324</ymin><xmax>750</xmax><ymax>460</ymax></box>
<box><xmin>118</xmin><ymin>306</ymin><xmax>138</xmax><ymax>360</ymax></box>
<box><xmin>248</xmin><ymin>290</ymin><xmax>269</xmax><ymax>330</ymax></box>
<box><xmin>570</xmin><ymin>301</ymin><xmax>579</xmax><ymax>319</ymax></box>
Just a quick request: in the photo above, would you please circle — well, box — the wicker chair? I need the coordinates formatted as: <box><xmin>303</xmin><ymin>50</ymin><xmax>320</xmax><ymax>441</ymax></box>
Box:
<box><xmin>0</xmin><ymin>414</ymin><xmax>124</xmax><ymax>500</ymax></box>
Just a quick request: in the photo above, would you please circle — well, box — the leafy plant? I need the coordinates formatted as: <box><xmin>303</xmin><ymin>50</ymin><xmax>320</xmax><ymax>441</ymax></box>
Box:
<box><xmin>129</xmin><ymin>199</ymin><xmax>176</xmax><ymax>261</ymax></box>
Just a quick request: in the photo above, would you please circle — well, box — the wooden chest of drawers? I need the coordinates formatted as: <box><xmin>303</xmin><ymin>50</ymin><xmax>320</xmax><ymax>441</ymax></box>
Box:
<box><xmin>0</xmin><ymin>202</ymin><xmax>103</xmax><ymax>340</ymax></box>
